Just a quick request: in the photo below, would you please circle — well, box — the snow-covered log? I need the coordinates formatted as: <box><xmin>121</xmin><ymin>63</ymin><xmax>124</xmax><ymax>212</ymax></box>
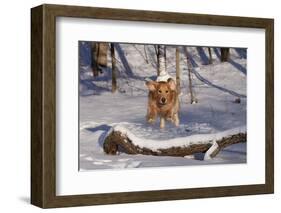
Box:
<box><xmin>103</xmin><ymin>125</ymin><xmax>246</xmax><ymax>158</ymax></box>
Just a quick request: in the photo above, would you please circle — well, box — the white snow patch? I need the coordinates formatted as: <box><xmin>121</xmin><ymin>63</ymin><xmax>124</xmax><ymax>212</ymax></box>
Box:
<box><xmin>156</xmin><ymin>73</ymin><xmax>174</xmax><ymax>82</ymax></box>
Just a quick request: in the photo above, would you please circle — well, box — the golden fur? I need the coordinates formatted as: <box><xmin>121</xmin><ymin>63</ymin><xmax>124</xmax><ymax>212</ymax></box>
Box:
<box><xmin>145</xmin><ymin>78</ymin><xmax>179</xmax><ymax>128</ymax></box>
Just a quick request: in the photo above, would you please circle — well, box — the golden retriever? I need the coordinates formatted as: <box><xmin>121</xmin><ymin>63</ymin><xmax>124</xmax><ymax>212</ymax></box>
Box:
<box><xmin>145</xmin><ymin>78</ymin><xmax>179</xmax><ymax>128</ymax></box>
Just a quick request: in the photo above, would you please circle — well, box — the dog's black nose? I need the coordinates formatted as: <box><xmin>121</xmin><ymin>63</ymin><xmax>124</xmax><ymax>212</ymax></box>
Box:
<box><xmin>161</xmin><ymin>97</ymin><xmax>166</xmax><ymax>103</ymax></box>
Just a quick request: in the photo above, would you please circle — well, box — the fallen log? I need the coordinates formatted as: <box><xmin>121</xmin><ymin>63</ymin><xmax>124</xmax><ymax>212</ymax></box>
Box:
<box><xmin>103</xmin><ymin>126</ymin><xmax>246</xmax><ymax>158</ymax></box>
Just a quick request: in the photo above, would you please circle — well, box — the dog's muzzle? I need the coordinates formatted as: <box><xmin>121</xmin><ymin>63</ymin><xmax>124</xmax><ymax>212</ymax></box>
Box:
<box><xmin>160</xmin><ymin>97</ymin><xmax>167</xmax><ymax>104</ymax></box>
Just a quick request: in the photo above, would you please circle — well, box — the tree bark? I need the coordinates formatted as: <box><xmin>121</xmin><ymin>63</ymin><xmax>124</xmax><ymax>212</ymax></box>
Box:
<box><xmin>156</xmin><ymin>45</ymin><xmax>166</xmax><ymax>76</ymax></box>
<box><xmin>154</xmin><ymin>45</ymin><xmax>160</xmax><ymax>76</ymax></box>
<box><xmin>220</xmin><ymin>48</ymin><xmax>230</xmax><ymax>62</ymax></box>
<box><xmin>158</xmin><ymin>45</ymin><xmax>166</xmax><ymax>75</ymax></box>
<box><xmin>97</xmin><ymin>42</ymin><xmax>108</xmax><ymax>67</ymax></box>
<box><xmin>185</xmin><ymin>47</ymin><xmax>197</xmax><ymax>104</ymax></box>
<box><xmin>175</xmin><ymin>47</ymin><xmax>181</xmax><ymax>93</ymax></box>
<box><xmin>208</xmin><ymin>47</ymin><xmax>213</xmax><ymax>64</ymax></box>
<box><xmin>110</xmin><ymin>43</ymin><xmax>117</xmax><ymax>93</ymax></box>
<box><xmin>91</xmin><ymin>42</ymin><xmax>99</xmax><ymax>77</ymax></box>
<box><xmin>103</xmin><ymin>130</ymin><xmax>246</xmax><ymax>158</ymax></box>
<box><xmin>164</xmin><ymin>46</ymin><xmax>167</xmax><ymax>71</ymax></box>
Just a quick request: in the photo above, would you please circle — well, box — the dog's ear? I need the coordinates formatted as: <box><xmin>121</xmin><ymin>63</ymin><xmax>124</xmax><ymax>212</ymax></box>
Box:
<box><xmin>167</xmin><ymin>78</ymin><xmax>176</xmax><ymax>91</ymax></box>
<box><xmin>145</xmin><ymin>81</ymin><xmax>157</xmax><ymax>91</ymax></box>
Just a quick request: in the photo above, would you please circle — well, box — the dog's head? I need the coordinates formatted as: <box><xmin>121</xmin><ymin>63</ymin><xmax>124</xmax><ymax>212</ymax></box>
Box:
<box><xmin>146</xmin><ymin>78</ymin><xmax>176</xmax><ymax>106</ymax></box>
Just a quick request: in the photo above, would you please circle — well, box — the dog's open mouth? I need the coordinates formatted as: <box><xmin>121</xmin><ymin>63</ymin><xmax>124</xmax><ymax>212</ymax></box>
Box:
<box><xmin>158</xmin><ymin>102</ymin><xmax>167</xmax><ymax>106</ymax></box>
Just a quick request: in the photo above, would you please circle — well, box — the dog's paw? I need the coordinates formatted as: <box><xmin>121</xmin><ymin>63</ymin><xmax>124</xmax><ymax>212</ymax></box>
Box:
<box><xmin>147</xmin><ymin>118</ymin><xmax>155</xmax><ymax>124</ymax></box>
<box><xmin>174</xmin><ymin>119</ymin><xmax>180</xmax><ymax>127</ymax></box>
<box><xmin>166</xmin><ymin>116</ymin><xmax>173</xmax><ymax>121</ymax></box>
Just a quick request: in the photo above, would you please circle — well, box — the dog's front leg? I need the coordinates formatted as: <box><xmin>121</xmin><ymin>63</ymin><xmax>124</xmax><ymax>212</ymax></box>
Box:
<box><xmin>173</xmin><ymin>113</ymin><xmax>180</xmax><ymax>127</ymax></box>
<box><xmin>166</xmin><ymin>110</ymin><xmax>174</xmax><ymax>122</ymax></box>
<box><xmin>160</xmin><ymin>117</ymin><xmax>165</xmax><ymax>129</ymax></box>
<box><xmin>147</xmin><ymin>107</ymin><xmax>157</xmax><ymax>124</ymax></box>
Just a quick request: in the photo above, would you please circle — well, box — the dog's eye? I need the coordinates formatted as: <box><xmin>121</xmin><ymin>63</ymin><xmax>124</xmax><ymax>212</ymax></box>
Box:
<box><xmin>166</xmin><ymin>90</ymin><xmax>169</xmax><ymax>93</ymax></box>
<box><xmin>158</xmin><ymin>90</ymin><xmax>162</xmax><ymax>93</ymax></box>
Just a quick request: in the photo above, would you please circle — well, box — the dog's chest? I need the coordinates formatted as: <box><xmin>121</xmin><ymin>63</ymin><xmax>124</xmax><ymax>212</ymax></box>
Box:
<box><xmin>157</xmin><ymin>104</ymin><xmax>173</xmax><ymax>114</ymax></box>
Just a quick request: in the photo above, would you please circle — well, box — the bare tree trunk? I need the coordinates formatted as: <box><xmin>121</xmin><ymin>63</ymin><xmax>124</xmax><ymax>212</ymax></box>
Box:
<box><xmin>103</xmin><ymin>130</ymin><xmax>246</xmax><ymax>157</ymax></box>
<box><xmin>154</xmin><ymin>45</ymin><xmax>160</xmax><ymax>76</ymax></box>
<box><xmin>110</xmin><ymin>43</ymin><xmax>117</xmax><ymax>93</ymax></box>
<box><xmin>157</xmin><ymin>45</ymin><xmax>166</xmax><ymax>76</ymax></box>
<box><xmin>155</xmin><ymin>45</ymin><xmax>167</xmax><ymax>77</ymax></box>
<box><xmin>185</xmin><ymin>48</ymin><xmax>197</xmax><ymax>104</ymax></box>
<box><xmin>187</xmin><ymin>65</ymin><xmax>195</xmax><ymax>104</ymax></box>
<box><xmin>97</xmin><ymin>42</ymin><xmax>108</xmax><ymax>67</ymax></box>
<box><xmin>208</xmin><ymin>47</ymin><xmax>213</xmax><ymax>64</ymax></box>
<box><xmin>176</xmin><ymin>47</ymin><xmax>181</xmax><ymax>93</ymax></box>
<box><xmin>220</xmin><ymin>47</ymin><xmax>230</xmax><ymax>62</ymax></box>
<box><xmin>91</xmin><ymin>42</ymin><xmax>99</xmax><ymax>77</ymax></box>
<box><xmin>164</xmin><ymin>46</ymin><xmax>167</xmax><ymax>71</ymax></box>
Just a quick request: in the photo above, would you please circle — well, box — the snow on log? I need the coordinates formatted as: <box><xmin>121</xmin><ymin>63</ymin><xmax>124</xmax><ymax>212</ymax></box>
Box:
<box><xmin>103</xmin><ymin>125</ymin><xmax>246</xmax><ymax>158</ymax></box>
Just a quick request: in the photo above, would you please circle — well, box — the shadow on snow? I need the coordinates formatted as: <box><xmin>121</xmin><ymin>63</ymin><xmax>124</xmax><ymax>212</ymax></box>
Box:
<box><xmin>115</xmin><ymin>43</ymin><xmax>145</xmax><ymax>81</ymax></box>
<box><xmin>184</xmin><ymin>48</ymin><xmax>246</xmax><ymax>98</ymax></box>
<box><xmin>213</xmin><ymin>48</ymin><xmax>247</xmax><ymax>75</ymax></box>
<box><xmin>196</xmin><ymin>47</ymin><xmax>210</xmax><ymax>65</ymax></box>
<box><xmin>86</xmin><ymin>124</ymin><xmax>112</xmax><ymax>147</ymax></box>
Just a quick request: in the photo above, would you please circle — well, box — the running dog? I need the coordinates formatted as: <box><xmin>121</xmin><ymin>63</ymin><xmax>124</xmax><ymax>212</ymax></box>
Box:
<box><xmin>145</xmin><ymin>78</ymin><xmax>179</xmax><ymax>128</ymax></box>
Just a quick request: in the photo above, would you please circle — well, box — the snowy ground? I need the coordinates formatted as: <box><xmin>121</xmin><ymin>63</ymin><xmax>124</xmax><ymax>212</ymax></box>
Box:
<box><xmin>79</xmin><ymin>44</ymin><xmax>247</xmax><ymax>170</ymax></box>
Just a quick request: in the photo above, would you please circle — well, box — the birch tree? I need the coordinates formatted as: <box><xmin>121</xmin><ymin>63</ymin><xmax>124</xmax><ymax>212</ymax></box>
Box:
<box><xmin>156</xmin><ymin>45</ymin><xmax>171</xmax><ymax>82</ymax></box>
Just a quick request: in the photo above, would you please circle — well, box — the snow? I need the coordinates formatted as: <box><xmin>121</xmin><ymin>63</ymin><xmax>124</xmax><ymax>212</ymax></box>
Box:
<box><xmin>113</xmin><ymin>124</ymin><xmax>246</xmax><ymax>151</ymax></box>
<box><xmin>156</xmin><ymin>73</ymin><xmax>174</xmax><ymax>82</ymax></box>
<box><xmin>79</xmin><ymin>44</ymin><xmax>247</xmax><ymax>170</ymax></box>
